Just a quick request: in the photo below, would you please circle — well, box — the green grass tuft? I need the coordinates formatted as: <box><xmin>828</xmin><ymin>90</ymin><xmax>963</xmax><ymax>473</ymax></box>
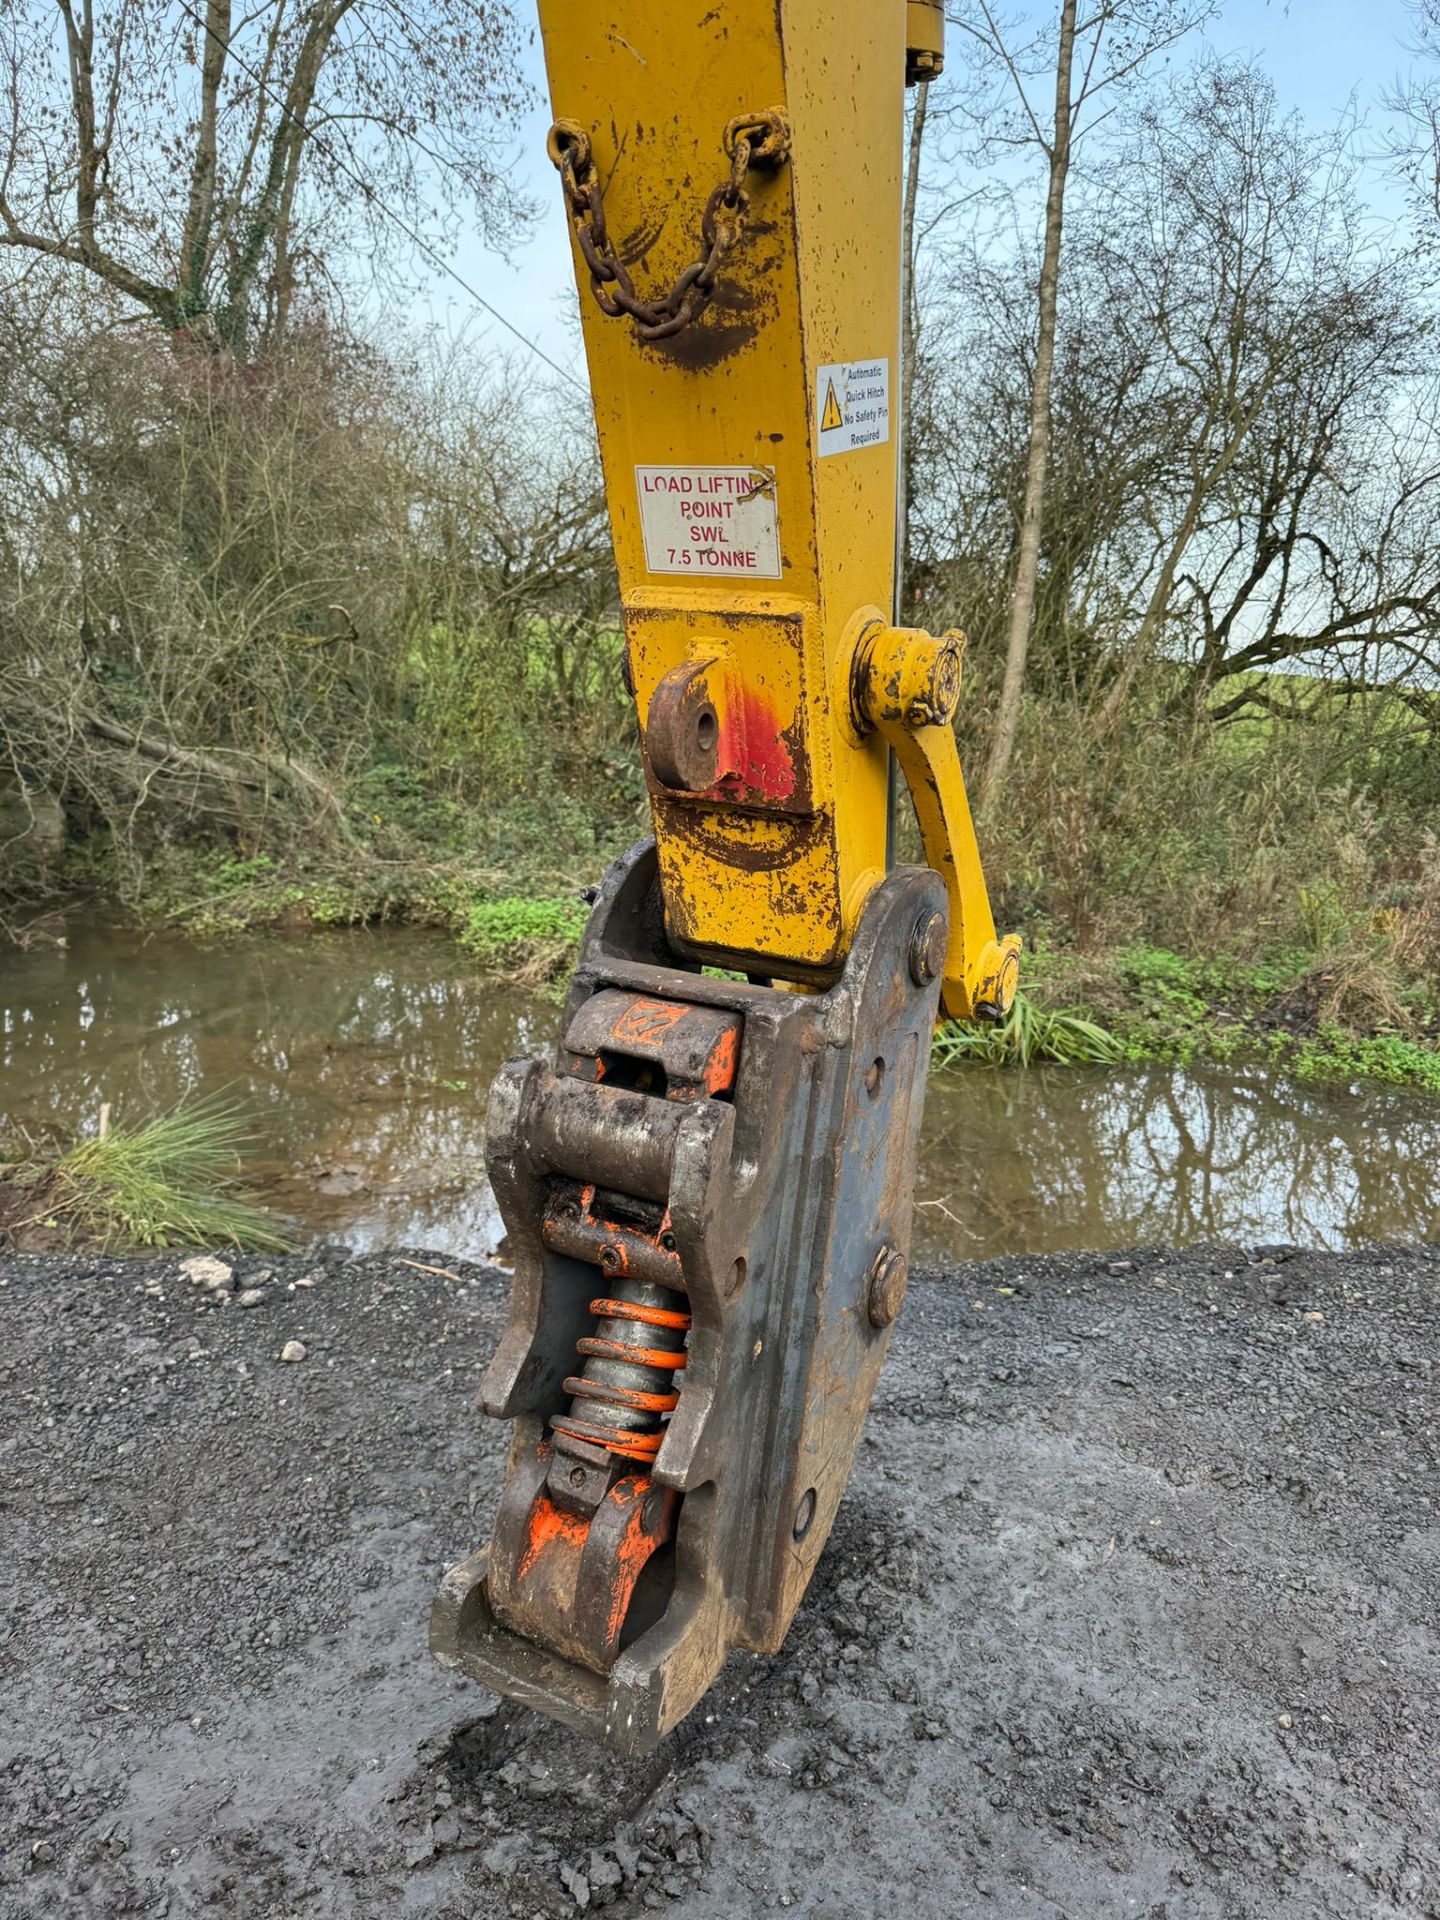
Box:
<box><xmin>931</xmin><ymin>993</ymin><xmax>1123</xmax><ymax>1071</ymax></box>
<box><xmin>49</xmin><ymin>1095</ymin><xmax>291</xmax><ymax>1252</ymax></box>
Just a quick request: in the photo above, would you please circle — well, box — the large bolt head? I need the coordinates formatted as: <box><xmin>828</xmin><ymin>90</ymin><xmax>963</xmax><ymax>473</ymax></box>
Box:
<box><xmin>931</xmin><ymin>639</ymin><xmax>963</xmax><ymax>717</ymax></box>
<box><xmin>909</xmin><ymin>908</ymin><xmax>947</xmax><ymax>987</ymax></box>
<box><xmin>867</xmin><ymin>1247</ymin><xmax>909</xmax><ymax>1328</ymax></box>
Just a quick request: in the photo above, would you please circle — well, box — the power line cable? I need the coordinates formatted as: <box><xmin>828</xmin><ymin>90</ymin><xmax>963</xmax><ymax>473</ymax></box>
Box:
<box><xmin>172</xmin><ymin>0</ymin><xmax>587</xmax><ymax>393</ymax></box>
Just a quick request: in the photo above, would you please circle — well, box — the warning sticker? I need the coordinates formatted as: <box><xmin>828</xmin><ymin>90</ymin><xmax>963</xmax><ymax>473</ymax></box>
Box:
<box><xmin>816</xmin><ymin>358</ymin><xmax>890</xmax><ymax>457</ymax></box>
<box><xmin>635</xmin><ymin>465</ymin><xmax>781</xmax><ymax>578</ymax></box>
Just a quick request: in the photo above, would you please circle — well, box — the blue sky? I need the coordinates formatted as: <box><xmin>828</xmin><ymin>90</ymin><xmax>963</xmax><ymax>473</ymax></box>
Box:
<box><xmin>419</xmin><ymin>0</ymin><xmax>1427</xmax><ymax>389</ymax></box>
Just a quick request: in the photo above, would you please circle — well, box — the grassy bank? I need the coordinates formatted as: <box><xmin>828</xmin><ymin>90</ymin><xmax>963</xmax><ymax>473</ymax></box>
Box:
<box><xmin>985</xmin><ymin>941</ymin><xmax>1440</xmax><ymax>1092</ymax></box>
<box><xmin>47</xmin><ymin>836</ymin><xmax>1440</xmax><ymax>1093</ymax></box>
<box><xmin>39</xmin><ymin>840</ymin><xmax>598</xmax><ymax>990</ymax></box>
<box><xmin>0</xmin><ymin>1096</ymin><xmax>289</xmax><ymax>1253</ymax></box>
<box><xmin>9</xmin><ymin>677</ymin><xmax>1440</xmax><ymax>1094</ymax></box>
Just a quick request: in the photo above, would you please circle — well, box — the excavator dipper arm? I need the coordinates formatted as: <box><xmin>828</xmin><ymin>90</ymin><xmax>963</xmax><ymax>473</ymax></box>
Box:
<box><xmin>430</xmin><ymin>0</ymin><xmax>1016</xmax><ymax>1754</ymax></box>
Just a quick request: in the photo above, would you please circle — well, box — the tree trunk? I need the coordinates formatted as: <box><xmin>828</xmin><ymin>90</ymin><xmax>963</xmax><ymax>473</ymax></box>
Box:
<box><xmin>178</xmin><ymin>0</ymin><xmax>234</xmax><ymax>322</ymax></box>
<box><xmin>979</xmin><ymin>0</ymin><xmax>1077</xmax><ymax>816</ymax></box>
<box><xmin>220</xmin><ymin>0</ymin><xmax>354</xmax><ymax>351</ymax></box>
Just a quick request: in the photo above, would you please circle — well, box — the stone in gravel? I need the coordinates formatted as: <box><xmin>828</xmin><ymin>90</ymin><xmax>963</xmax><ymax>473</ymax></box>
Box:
<box><xmin>588</xmin><ymin>1851</ymin><xmax>623</xmax><ymax>1891</ymax></box>
<box><xmin>279</xmin><ymin>1340</ymin><xmax>307</xmax><ymax>1363</ymax></box>
<box><xmin>481</xmin><ymin>1834</ymin><xmax>526</xmax><ymax>1875</ymax></box>
<box><xmin>180</xmin><ymin>1256</ymin><xmax>231</xmax><ymax>1291</ymax></box>
<box><xmin>559</xmin><ymin>1860</ymin><xmax>590</xmax><ymax>1907</ymax></box>
<box><xmin>236</xmin><ymin>1289</ymin><xmax>266</xmax><ymax>1309</ymax></box>
<box><xmin>612</xmin><ymin>1836</ymin><xmax>640</xmax><ymax>1880</ymax></box>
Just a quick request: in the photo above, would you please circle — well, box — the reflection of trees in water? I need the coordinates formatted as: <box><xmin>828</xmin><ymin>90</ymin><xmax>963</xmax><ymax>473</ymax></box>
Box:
<box><xmin>0</xmin><ymin>927</ymin><xmax>549</xmax><ymax>1255</ymax></box>
<box><xmin>0</xmin><ymin>927</ymin><xmax>546</xmax><ymax>1170</ymax></box>
<box><xmin>6</xmin><ymin>933</ymin><xmax>1440</xmax><ymax>1260</ymax></box>
<box><xmin>917</xmin><ymin>1066</ymin><xmax>1440</xmax><ymax>1260</ymax></box>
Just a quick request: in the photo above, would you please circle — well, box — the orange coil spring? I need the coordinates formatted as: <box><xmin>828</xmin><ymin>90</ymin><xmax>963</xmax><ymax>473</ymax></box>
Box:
<box><xmin>551</xmin><ymin>1292</ymin><xmax>691</xmax><ymax>1464</ymax></box>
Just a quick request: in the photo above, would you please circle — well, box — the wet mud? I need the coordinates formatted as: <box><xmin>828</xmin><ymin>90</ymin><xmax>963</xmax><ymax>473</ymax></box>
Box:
<box><xmin>1</xmin><ymin>1241</ymin><xmax>1436</xmax><ymax>1917</ymax></box>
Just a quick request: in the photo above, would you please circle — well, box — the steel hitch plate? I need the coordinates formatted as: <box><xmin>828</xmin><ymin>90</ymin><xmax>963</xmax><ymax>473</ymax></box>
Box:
<box><xmin>431</xmin><ymin>839</ymin><xmax>945</xmax><ymax>1753</ymax></box>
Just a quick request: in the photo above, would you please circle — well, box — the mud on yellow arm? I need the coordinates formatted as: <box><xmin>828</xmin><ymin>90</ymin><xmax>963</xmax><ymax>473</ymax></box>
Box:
<box><xmin>850</xmin><ymin>618</ymin><xmax>1021</xmax><ymax>1023</ymax></box>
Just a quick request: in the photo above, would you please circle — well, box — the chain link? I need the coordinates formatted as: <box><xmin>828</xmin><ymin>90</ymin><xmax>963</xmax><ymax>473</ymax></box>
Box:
<box><xmin>546</xmin><ymin>110</ymin><xmax>790</xmax><ymax>343</ymax></box>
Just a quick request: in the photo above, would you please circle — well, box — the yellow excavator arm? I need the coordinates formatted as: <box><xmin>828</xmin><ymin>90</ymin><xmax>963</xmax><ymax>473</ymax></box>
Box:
<box><xmin>431</xmin><ymin>0</ymin><xmax>1016</xmax><ymax>1752</ymax></box>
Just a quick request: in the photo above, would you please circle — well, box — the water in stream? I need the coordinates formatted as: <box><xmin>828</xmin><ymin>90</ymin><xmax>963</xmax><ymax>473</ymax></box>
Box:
<box><xmin>3</xmin><ymin>921</ymin><xmax>1438</xmax><ymax>1262</ymax></box>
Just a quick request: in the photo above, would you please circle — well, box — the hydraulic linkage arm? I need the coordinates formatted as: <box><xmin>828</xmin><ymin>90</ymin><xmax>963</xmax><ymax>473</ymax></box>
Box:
<box><xmin>431</xmin><ymin>0</ymin><xmax>1019</xmax><ymax>1754</ymax></box>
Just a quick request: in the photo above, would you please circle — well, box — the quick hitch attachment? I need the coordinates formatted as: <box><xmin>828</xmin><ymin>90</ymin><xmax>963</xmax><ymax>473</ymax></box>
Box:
<box><xmin>431</xmin><ymin>840</ymin><xmax>946</xmax><ymax>1753</ymax></box>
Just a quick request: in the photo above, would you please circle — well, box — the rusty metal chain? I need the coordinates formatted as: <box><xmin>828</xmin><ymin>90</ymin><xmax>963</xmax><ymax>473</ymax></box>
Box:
<box><xmin>546</xmin><ymin>110</ymin><xmax>790</xmax><ymax>343</ymax></box>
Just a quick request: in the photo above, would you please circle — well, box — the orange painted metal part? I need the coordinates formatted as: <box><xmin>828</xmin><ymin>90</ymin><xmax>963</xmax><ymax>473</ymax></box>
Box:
<box><xmin>588</xmin><ymin>1299</ymin><xmax>691</xmax><ymax>1331</ymax></box>
<box><xmin>575</xmin><ymin>1336</ymin><xmax>690</xmax><ymax>1372</ymax></box>
<box><xmin>563</xmin><ymin>991</ymin><xmax>743</xmax><ymax>1104</ymax></box>
<box><xmin>608</xmin><ymin>997</ymin><xmax>690</xmax><ymax>1047</ymax></box>
<box><xmin>562</xmin><ymin>1377</ymin><xmax>675</xmax><ymax>1415</ymax></box>
<box><xmin>690</xmin><ymin>1025</ymin><xmax>739</xmax><ymax>1098</ymax></box>
<box><xmin>514</xmin><ymin>1484</ymin><xmax>590</xmax><ymax>1583</ymax></box>
<box><xmin>501</xmin><ymin>1445</ymin><xmax>678</xmax><ymax>1670</ymax></box>
<box><xmin>548</xmin><ymin>1423</ymin><xmax>664</xmax><ymax>1463</ymax></box>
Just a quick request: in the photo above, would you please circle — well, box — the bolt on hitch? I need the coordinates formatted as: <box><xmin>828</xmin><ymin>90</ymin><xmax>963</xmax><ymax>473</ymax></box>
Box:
<box><xmin>431</xmin><ymin>839</ymin><xmax>943</xmax><ymax>1753</ymax></box>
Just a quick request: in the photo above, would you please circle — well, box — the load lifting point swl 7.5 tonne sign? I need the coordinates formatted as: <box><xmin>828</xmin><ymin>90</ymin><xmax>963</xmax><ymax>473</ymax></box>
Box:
<box><xmin>635</xmin><ymin>465</ymin><xmax>782</xmax><ymax>578</ymax></box>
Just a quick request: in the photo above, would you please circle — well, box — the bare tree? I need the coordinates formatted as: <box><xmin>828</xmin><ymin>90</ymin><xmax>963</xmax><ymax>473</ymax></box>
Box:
<box><xmin>939</xmin><ymin>0</ymin><xmax>1217</xmax><ymax>814</ymax></box>
<box><xmin>970</xmin><ymin>0</ymin><xmax>1077</xmax><ymax>816</ymax></box>
<box><xmin>912</xmin><ymin>61</ymin><xmax>1440</xmax><ymax>738</ymax></box>
<box><xmin>0</xmin><ymin>0</ymin><xmax>527</xmax><ymax>354</ymax></box>
<box><xmin>0</xmin><ymin>288</ymin><xmax>616</xmax><ymax>888</ymax></box>
<box><xmin>1386</xmin><ymin>0</ymin><xmax>1440</xmax><ymax>246</ymax></box>
<box><xmin>1096</xmin><ymin>66</ymin><xmax>1440</xmax><ymax>724</ymax></box>
<box><xmin>898</xmin><ymin>80</ymin><xmax>932</xmax><ymax>615</ymax></box>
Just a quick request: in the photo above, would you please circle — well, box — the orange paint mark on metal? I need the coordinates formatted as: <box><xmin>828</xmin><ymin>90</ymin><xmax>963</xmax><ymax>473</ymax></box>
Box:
<box><xmin>610</xmin><ymin>997</ymin><xmax>689</xmax><ymax>1046</ymax></box>
<box><xmin>576</xmin><ymin>1335</ymin><xmax>689</xmax><ymax>1370</ymax></box>
<box><xmin>550</xmin><ymin>1419</ymin><xmax>664</xmax><ymax>1462</ymax></box>
<box><xmin>514</xmin><ymin>1488</ymin><xmax>590</xmax><ymax>1584</ymax></box>
<box><xmin>714</xmin><ymin>682</ymin><xmax>795</xmax><ymax>803</ymax></box>
<box><xmin>508</xmin><ymin>1454</ymin><xmax>676</xmax><ymax>1662</ymax></box>
<box><xmin>701</xmin><ymin>1025</ymin><xmax>740</xmax><ymax>1093</ymax></box>
<box><xmin>562</xmin><ymin>1375</ymin><xmax>678</xmax><ymax>1414</ymax></box>
<box><xmin>602</xmin><ymin>1478</ymin><xmax>674</xmax><ymax>1649</ymax></box>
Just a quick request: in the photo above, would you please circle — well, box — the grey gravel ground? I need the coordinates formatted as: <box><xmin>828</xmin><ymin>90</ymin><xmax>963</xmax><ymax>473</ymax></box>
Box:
<box><xmin>1</xmin><ymin>1239</ymin><xmax>1436</xmax><ymax>1919</ymax></box>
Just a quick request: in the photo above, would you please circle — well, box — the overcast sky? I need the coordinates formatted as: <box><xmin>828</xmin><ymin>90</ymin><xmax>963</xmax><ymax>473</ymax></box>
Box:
<box><xmin>418</xmin><ymin>0</ymin><xmax>1427</xmax><ymax>390</ymax></box>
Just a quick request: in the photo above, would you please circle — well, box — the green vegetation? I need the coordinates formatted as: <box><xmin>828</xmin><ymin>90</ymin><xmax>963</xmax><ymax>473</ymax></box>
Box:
<box><xmin>989</xmin><ymin>926</ymin><xmax>1440</xmax><ymax>1090</ymax></box>
<box><xmin>454</xmin><ymin>895</ymin><xmax>589</xmax><ymax>986</ymax></box>
<box><xmin>932</xmin><ymin>993</ymin><xmax>1122</xmax><ymax>1071</ymax></box>
<box><xmin>82</xmin><ymin>838</ymin><xmax>596</xmax><ymax>987</ymax></box>
<box><xmin>1284</xmin><ymin>1031</ymin><xmax>1440</xmax><ymax>1095</ymax></box>
<box><xmin>4</xmin><ymin>1097</ymin><xmax>290</xmax><ymax>1252</ymax></box>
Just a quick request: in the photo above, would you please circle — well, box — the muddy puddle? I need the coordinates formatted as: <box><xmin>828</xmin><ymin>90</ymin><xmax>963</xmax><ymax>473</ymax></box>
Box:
<box><xmin>3</xmin><ymin>921</ymin><xmax>1439</xmax><ymax>1261</ymax></box>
